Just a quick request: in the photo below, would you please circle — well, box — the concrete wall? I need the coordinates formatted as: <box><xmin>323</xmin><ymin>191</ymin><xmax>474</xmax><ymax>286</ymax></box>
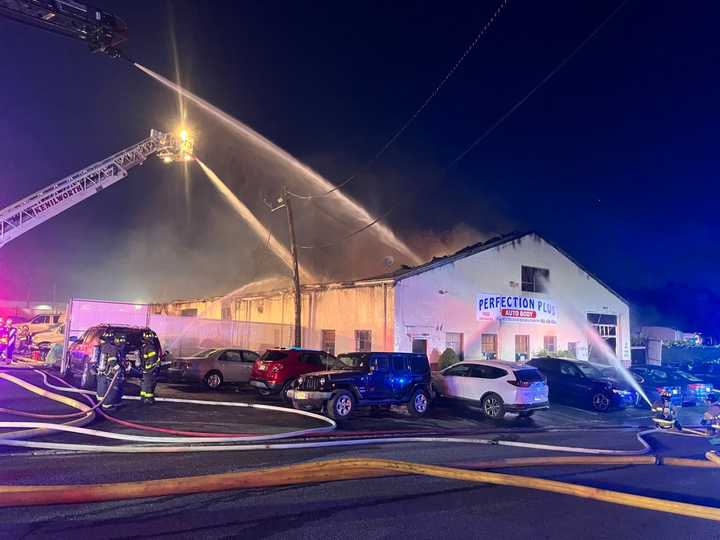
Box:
<box><xmin>231</xmin><ymin>283</ymin><xmax>395</xmax><ymax>354</ymax></box>
<box><xmin>394</xmin><ymin>234</ymin><xmax>631</xmax><ymax>366</ymax></box>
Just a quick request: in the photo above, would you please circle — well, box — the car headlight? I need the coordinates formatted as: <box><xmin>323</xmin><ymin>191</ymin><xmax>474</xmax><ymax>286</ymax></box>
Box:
<box><xmin>319</xmin><ymin>377</ymin><xmax>326</xmax><ymax>386</ymax></box>
<box><xmin>297</xmin><ymin>377</ymin><xmax>304</xmax><ymax>386</ymax></box>
<box><xmin>613</xmin><ymin>389</ymin><xmax>631</xmax><ymax>396</ymax></box>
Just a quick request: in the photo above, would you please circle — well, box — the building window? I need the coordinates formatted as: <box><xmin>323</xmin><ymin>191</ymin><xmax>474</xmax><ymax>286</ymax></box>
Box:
<box><xmin>221</xmin><ymin>307</ymin><xmax>232</xmax><ymax>320</ymax></box>
<box><xmin>587</xmin><ymin>313</ymin><xmax>618</xmax><ymax>360</ymax></box>
<box><xmin>321</xmin><ymin>330</ymin><xmax>336</xmax><ymax>356</ymax></box>
<box><xmin>180</xmin><ymin>308</ymin><xmax>198</xmax><ymax>317</ymax></box>
<box><xmin>481</xmin><ymin>334</ymin><xmax>498</xmax><ymax>360</ymax></box>
<box><xmin>521</xmin><ymin>266</ymin><xmax>549</xmax><ymax>293</ymax></box>
<box><xmin>445</xmin><ymin>332</ymin><xmax>464</xmax><ymax>359</ymax></box>
<box><xmin>543</xmin><ymin>335</ymin><xmax>557</xmax><ymax>353</ymax></box>
<box><xmin>412</xmin><ymin>339</ymin><xmax>428</xmax><ymax>354</ymax></box>
<box><xmin>355</xmin><ymin>330</ymin><xmax>372</xmax><ymax>352</ymax></box>
<box><xmin>567</xmin><ymin>342</ymin><xmax>578</xmax><ymax>358</ymax></box>
<box><xmin>515</xmin><ymin>334</ymin><xmax>530</xmax><ymax>362</ymax></box>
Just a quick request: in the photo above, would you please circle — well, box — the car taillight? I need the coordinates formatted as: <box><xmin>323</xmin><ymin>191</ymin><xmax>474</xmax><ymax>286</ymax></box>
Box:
<box><xmin>688</xmin><ymin>384</ymin><xmax>704</xmax><ymax>390</ymax></box>
<box><xmin>508</xmin><ymin>380</ymin><xmax>532</xmax><ymax>387</ymax></box>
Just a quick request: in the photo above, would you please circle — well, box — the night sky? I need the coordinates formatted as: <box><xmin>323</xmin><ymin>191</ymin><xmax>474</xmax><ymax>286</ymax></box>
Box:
<box><xmin>0</xmin><ymin>1</ymin><xmax>718</xmax><ymax>335</ymax></box>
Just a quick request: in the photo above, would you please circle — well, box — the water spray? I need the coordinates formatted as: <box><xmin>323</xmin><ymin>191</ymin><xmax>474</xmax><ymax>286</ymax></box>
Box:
<box><xmin>539</xmin><ymin>276</ymin><xmax>652</xmax><ymax>407</ymax></box>
<box><xmin>194</xmin><ymin>157</ymin><xmax>316</xmax><ymax>283</ymax></box>
<box><xmin>133</xmin><ymin>63</ymin><xmax>422</xmax><ymax>265</ymax></box>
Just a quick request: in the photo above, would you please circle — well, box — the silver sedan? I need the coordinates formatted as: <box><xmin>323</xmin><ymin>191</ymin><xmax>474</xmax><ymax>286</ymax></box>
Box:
<box><xmin>167</xmin><ymin>348</ymin><xmax>260</xmax><ymax>390</ymax></box>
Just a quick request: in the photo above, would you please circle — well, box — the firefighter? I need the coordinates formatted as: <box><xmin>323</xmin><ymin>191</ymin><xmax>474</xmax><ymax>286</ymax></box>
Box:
<box><xmin>702</xmin><ymin>394</ymin><xmax>720</xmax><ymax>435</ymax></box>
<box><xmin>96</xmin><ymin>331</ymin><xmax>127</xmax><ymax>409</ymax></box>
<box><xmin>651</xmin><ymin>389</ymin><xmax>679</xmax><ymax>430</ymax></box>
<box><xmin>139</xmin><ymin>331</ymin><xmax>160</xmax><ymax>404</ymax></box>
<box><xmin>0</xmin><ymin>318</ymin><xmax>7</xmax><ymax>364</ymax></box>
<box><xmin>4</xmin><ymin>319</ymin><xmax>17</xmax><ymax>362</ymax></box>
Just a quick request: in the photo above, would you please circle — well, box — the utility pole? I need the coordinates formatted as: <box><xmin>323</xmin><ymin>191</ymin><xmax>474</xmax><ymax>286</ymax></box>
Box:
<box><xmin>269</xmin><ymin>188</ymin><xmax>302</xmax><ymax>347</ymax></box>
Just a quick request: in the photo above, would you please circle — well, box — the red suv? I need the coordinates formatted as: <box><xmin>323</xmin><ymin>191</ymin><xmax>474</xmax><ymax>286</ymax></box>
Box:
<box><xmin>250</xmin><ymin>348</ymin><xmax>335</xmax><ymax>402</ymax></box>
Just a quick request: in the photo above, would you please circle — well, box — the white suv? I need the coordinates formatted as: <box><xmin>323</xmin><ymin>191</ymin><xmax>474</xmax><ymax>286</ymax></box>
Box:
<box><xmin>432</xmin><ymin>360</ymin><xmax>549</xmax><ymax>419</ymax></box>
<box><xmin>23</xmin><ymin>313</ymin><xmax>64</xmax><ymax>336</ymax></box>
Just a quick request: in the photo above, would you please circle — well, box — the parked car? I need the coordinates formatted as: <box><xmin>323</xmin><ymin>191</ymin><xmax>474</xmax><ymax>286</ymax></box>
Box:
<box><xmin>288</xmin><ymin>352</ymin><xmax>432</xmax><ymax>422</ymax></box>
<box><xmin>527</xmin><ymin>357</ymin><xmax>636</xmax><ymax>412</ymax></box>
<box><xmin>687</xmin><ymin>362</ymin><xmax>720</xmax><ymax>390</ymax></box>
<box><xmin>249</xmin><ymin>348</ymin><xmax>335</xmax><ymax>402</ymax></box>
<box><xmin>431</xmin><ymin>360</ymin><xmax>549</xmax><ymax>419</ymax></box>
<box><xmin>629</xmin><ymin>365</ymin><xmax>710</xmax><ymax>406</ymax></box>
<box><xmin>168</xmin><ymin>348</ymin><xmax>260</xmax><ymax>389</ymax></box>
<box><xmin>31</xmin><ymin>323</ymin><xmax>65</xmax><ymax>357</ymax></box>
<box><xmin>23</xmin><ymin>313</ymin><xmax>64</xmax><ymax>336</ymax></box>
<box><xmin>65</xmin><ymin>324</ymin><xmax>166</xmax><ymax>389</ymax></box>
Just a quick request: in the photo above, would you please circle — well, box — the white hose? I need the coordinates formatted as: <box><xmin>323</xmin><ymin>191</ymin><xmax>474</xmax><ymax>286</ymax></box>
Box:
<box><xmin>0</xmin><ymin>365</ymin><xmax>653</xmax><ymax>455</ymax></box>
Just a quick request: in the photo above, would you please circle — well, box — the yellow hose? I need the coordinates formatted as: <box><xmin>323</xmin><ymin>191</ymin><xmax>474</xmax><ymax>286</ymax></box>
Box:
<box><xmin>706</xmin><ymin>451</ymin><xmax>720</xmax><ymax>465</ymax></box>
<box><xmin>1</xmin><ymin>456</ymin><xmax>720</xmax><ymax>521</ymax></box>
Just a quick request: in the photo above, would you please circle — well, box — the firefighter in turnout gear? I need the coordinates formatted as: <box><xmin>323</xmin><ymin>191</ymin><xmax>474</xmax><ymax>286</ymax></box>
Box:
<box><xmin>96</xmin><ymin>331</ymin><xmax>128</xmax><ymax>409</ymax></box>
<box><xmin>652</xmin><ymin>389</ymin><xmax>679</xmax><ymax>430</ymax></box>
<box><xmin>4</xmin><ymin>319</ymin><xmax>17</xmax><ymax>362</ymax></box>
<box><xmin>139</xmin><ymin>331</ymin><xmax>160</xmax><ymax>404</ymax></box>
<box><xmin>0</xmin><ymin>318</ymin><xmax>7</xmax><ymax>364</ymax></box>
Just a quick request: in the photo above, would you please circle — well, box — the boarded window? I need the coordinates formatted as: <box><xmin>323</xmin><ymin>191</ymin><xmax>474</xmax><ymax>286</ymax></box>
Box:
<box><xmin>321</xmin><ymin>330</ymin><xmax>336</xmax><ymax>356</ymax></box>
<box><xmin>221</xmin><ymin>307</ymin><xmax>232</xmax><ymax>320</ymax></box>
<box><xmin>543</xmin><ymin>335</ymin><xmax>557</xmax><ymax>353</ymax></box>
<box><xmin>355</xmin><ymin>330</ymin><xmax>372</xmax><ymax>352</ymax></box>
<box><xmin>521</xmin><ymin>266</ymin><xmax>549</xmax><ymax>293</ymax></box>
<box><xmin>481</xmin><ymin>334</ymin><xmax>498</xmax><ymax>360</ymax></box>
<box><xmin>515</xmin><ymin>334</ymin><xmax>530</xmax><ymax>362</ymax></box>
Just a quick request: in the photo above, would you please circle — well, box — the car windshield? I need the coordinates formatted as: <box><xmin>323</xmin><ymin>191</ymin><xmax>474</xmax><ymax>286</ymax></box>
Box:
<box><xmin>192</xmin><ymin>349</ymin><xmax>216</xmax><ymax>358</ymax></box>
<box><xmin>331</xmin><ymin>354</ymin><xmax>367</xmax><ymax>370</ymax></box>
<box><xmin>575</xmin><ymin>362</ymin><xmax>603</xmax><ymax>379</ymax></box>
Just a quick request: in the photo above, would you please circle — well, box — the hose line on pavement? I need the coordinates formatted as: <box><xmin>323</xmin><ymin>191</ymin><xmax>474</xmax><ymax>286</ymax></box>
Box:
<box><xmin>0</xmin><ymin>367</ymin><xmax>656</xmax><ymax>455</ymax></box>
<box><xmin>0</xmin><ymin>457</ymin><xmax>719</xmax><ymax>522</ymax></box>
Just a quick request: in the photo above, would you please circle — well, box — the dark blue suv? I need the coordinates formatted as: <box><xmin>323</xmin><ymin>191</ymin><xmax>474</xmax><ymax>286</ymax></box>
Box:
<box><xmin>288</xmin><ymin>352</ymin><xmax>432</xmax><ymax>422</ymax></box>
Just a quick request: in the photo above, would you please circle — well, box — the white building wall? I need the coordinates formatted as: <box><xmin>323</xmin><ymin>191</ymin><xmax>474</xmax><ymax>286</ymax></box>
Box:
<box><xmin>394</xmin><ymin>234</ymin><xmax>631</xmax><ymax>366</ymax></box>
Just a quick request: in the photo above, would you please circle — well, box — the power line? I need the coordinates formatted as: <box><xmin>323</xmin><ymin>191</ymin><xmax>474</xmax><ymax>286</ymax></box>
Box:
<box><xmin>287</xmin><ymin>0</ymin><xmax>511</xmax><ymax>201</ymax></box>
<box><xmin>297</xmin><ymin>0</ymin><xmax>628</xmax><ymax>251</ymax></box>
<box><xmin>447</xmin><ymin>0</ymin><xmax>629</xmax><ymax>169</ymax></box>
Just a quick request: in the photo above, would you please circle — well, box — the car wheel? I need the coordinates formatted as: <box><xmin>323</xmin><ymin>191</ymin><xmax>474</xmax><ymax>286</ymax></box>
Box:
<box><xmin>281</xmin><ymin>378</ymin><xmax>297</xmax><ymax>404</ymax></box>
<box><xmin>79</xmin><ymin>362</ymin><xmax>96</xmax><ymax>390</ymax></box>
<box><xmin>408</xmin><ymin>388</ymin><xmax>430</xmax><ymax>416</ymax></box>
<box><xmin>204</xmin><ymin>371</ymin><xmax>223</xmax><ymax>390</ymax></box>
<box><xmin>482</xmin><ymin>393</ymin><xmax>505</xmax><ymax>419</ymax></box>
<box><xmin>328</xmin><ymin>390</ymin><xmax>354</xmax><ymax>422</ymax></box>
<box><xmin>591</xmin><ymin>392</ymin><xmax>611</xmax><ymax>412</ymax></box>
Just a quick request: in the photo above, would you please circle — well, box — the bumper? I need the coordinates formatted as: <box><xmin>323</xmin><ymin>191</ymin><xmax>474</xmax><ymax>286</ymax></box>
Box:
<box><xmin>249</xmin><ymin>379</ymin><xmax>283</xmax><ymax>392</ymax></box>
<box><xmin>287</xmin><ymin>389</ymin><xmax>332</xmax><ymax>401</ymax></box>
<box><xmin>505</xmin><ymin>401</ymin><xmax>549</xmax><ymax>413</ymax></box>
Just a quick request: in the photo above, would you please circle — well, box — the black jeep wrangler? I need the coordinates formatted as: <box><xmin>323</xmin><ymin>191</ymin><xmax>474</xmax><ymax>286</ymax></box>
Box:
<box><xmin>287</xmin><ymin>351</ymin><xmax>432</xmax><ymax>422</ymax></box>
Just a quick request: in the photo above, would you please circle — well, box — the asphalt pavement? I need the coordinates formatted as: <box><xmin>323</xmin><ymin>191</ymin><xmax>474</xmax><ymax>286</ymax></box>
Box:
<box><xmin>1</xmin><ymin>365</ymin><xmax>719</xmax><ymax>539</ymax></box>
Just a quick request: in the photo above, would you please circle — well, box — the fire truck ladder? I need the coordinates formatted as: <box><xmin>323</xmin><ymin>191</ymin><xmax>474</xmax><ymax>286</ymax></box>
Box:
<box><xmin>0</xmin><ymin>129</ymin><xmax>188</xmax><ymax>248</ymax></box>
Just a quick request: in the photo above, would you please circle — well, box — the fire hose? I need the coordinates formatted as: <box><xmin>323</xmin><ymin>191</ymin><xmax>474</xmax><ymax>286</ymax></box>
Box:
<box><xmin>2</xmin><ymin>366</ymin><xmax>720</xmax><ymax>521</ymax></box>
<box><xmin>0</xmin><ymin>457</ymin><xmax>719</xmax><ymax>521</ymax></box>
<box><xmin>0</xmin><ymin>365</ymin><xmax>656</xmax><ymax>454</ymax></box>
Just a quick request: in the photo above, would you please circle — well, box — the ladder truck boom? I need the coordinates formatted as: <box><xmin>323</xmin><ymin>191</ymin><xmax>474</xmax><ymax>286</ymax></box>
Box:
<box><xmin>0</xmin><ymin>0</ymin><xmax>128</xmax><ymax>57</ymax></box>
<box><xmin>0</xmin><ymin>129</ymin><xmax>193</xmax><ymax>248</ymax></box>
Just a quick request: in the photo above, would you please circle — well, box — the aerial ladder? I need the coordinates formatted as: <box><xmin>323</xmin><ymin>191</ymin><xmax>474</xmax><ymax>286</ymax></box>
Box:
<box><xmin>0</xmin><ymin>130</ymin><xmax>193</xmax><ymax>247</ymax></box>
<box><xmin>0</xmin><ymin>0</ymin><xmax>128</xmax><ymax>57</ymax></box>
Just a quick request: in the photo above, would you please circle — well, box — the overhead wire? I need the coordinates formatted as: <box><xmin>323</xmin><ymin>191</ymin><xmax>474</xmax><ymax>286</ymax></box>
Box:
<box><xmin>286</xmin><ymin>0</ymin><xmax>511</xmax><ymax>202</ymax></box>
<box><xmin>447</xmin><ymin>0</ymin><xmax>629</xmax><ymax>169</ymax></box>
<box><xmin>296</xmin><ymin>0</ymin><xmax>629</xmax><ymax>251</ymax></box>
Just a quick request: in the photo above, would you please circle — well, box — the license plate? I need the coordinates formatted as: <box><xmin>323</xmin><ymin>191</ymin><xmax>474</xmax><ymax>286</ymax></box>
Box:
<box><xmin>294</xmin><ymin>391</ymin><xmax>309</xmax><ymax>399</ymax></box>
